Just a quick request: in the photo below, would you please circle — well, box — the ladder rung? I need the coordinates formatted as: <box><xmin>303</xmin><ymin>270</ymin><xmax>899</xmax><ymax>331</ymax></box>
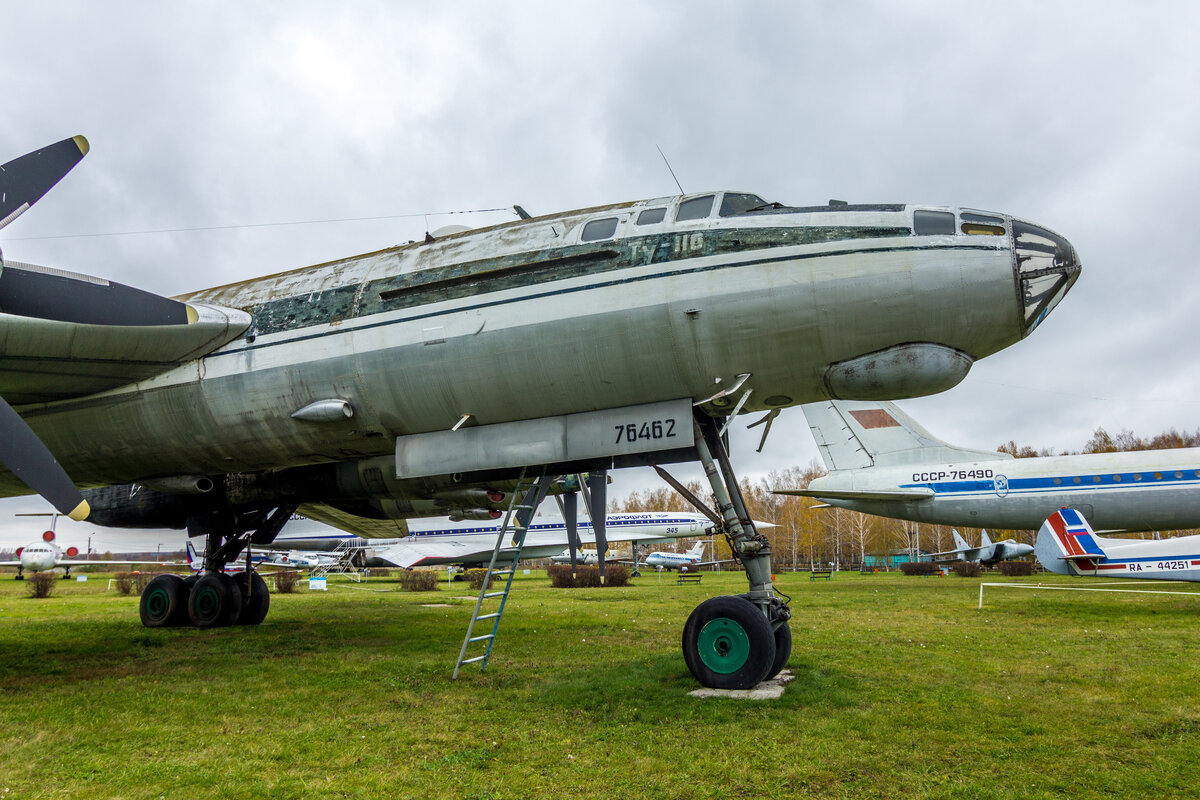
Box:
<box><xmin>460</xmin><ymin>655</ymin><xmax>488</xmax><ymax>665</ymax></box>
<box><xmin>475</xmin><ymin>612</ymin><xmax>500</xmax><ymax>621</ymax></box>
<box><xmin>492</xmin><ymin>570</ymin><xmax>513</xmax><ymax>576</ymax></box>
<box><xmin>483</xmin><ymin>591</ymin><xmax>506</xmax><ymax>598</ymax></box>
<box><xmin>468</xmin><ymin>634</ymin><xmax>494</xmax><ymax>642</ymax></box>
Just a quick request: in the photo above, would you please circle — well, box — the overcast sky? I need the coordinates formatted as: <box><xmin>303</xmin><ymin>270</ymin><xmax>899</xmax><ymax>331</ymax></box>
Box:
<box><xmin>1</xmin><ymin>2</ymin><xmax>1198</xmax><ymax>550</ymax></box>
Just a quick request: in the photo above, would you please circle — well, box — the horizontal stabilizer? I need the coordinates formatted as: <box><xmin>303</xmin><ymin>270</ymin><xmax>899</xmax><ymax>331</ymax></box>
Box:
<box><xmin>774</xmin><ymin>486</ymin><xmax>935</xmax><ymax>502</ymax></box>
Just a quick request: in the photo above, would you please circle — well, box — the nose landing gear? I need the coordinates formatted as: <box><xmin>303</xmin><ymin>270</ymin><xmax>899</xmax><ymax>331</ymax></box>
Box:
<box><xmin>677</xmin><ymin>414</ymin><xmax>791</xmax><ymax>689</ymax></box>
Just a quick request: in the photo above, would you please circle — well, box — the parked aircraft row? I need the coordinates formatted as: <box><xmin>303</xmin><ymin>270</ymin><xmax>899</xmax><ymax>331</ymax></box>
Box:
<box><xmin>0</xmin><ymin>133</ymin><xmax>1082</xmax><ymax>688</ymax></box>
<box><xmin>780</xmin><ymin>399</ymin><xmax>1200</xmax><ymax>586</ymax></box>
<box><xmin>782</xmin><ymin>399</ymin><xmax>1200</xmax><ymax>534</ymax></box>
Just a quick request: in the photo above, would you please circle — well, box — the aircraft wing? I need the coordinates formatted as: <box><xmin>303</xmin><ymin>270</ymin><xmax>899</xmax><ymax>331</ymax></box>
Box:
<box><xmin>773</xmin><ymin>487</ymin><xmax>936</xmax><ymax>502</ymax></box>
<box><xmin>295</xmin><ymin>503</ymin><xmax>411</xmax><ymax>539</ymax></box>
<box><xmin>927</xmin><ymin>548</ymin><xmax>968</xmax><ymax>558</ymax></box>
<box><xmin>371</xmin><ymin>536</ymin><xmax>494</xmax><ymax>569</ymax></box>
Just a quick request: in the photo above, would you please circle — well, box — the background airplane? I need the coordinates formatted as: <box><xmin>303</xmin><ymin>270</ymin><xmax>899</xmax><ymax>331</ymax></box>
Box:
<box><xmin>928</xmin><ymin>529</ymin><xmax>1033</xmax><ymax>564</ymax></box>
<box><xmin>641</xmin><ymin>541</ymin><xmax>732</xmax><ymax>572</ymax></box>
<box><xmin>549</xmin><ymin>549</ymin><xmax>624</xmax><ymax>566</ymax></box>
<box><xmin>272</xmin><ymin>511</ymin><xmax>708</xmax><ymax>571</ymax></box>
<box><xmin>1036</xmin><ymin>508</ymin><xmax>1200</xmax><ymax>581</ymax></box>
<box><xmin>780</xmin><ymin>400</ymin><xmax>1200</xmax><ymax>533</ymax></box>
<box><xmin>0</xmin><ymin>528</ymin><xmax>167</xmax><ymax>579</ymax></box>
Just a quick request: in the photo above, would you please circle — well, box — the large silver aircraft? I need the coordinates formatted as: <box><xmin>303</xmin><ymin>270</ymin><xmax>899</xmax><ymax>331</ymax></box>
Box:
<box><xmin>781</xmin><ymin>400</ymin><xmax>1200</xmax><ymax>533</ymax></box>
<box><xmin>0</xmin><ymin>136</ymin><xmax>1080</xmax><ymax>688</ymax></box>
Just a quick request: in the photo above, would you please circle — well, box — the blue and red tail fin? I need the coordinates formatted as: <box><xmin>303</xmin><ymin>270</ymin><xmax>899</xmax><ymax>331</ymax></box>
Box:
<box><xmin>185</xmin><ymin>540</ymin><xmax>201</xmax><ymax>572</ymax></box>
<box><xmin>1035</xmin><ymin>509</ymin><xmax>1107</xmax><ymax>574</ymax></box>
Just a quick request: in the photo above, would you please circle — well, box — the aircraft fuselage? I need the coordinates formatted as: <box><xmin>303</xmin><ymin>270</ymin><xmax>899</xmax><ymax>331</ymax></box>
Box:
<box><xmin>8</xmin><ymin>192</ymin><xmax>1078</xmax><ymax>501</ymax></box>
<box><xmin>811</xmin><ymin>448</ymin><xmax>1200</xmax><ymax>532</ymax></box>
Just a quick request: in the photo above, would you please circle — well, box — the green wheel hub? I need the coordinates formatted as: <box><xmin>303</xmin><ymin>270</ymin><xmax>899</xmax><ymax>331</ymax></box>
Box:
<box><xmin>144</xmin><ymin>588</ymin><xmax>169</xmax><ymax>619</ymax></box>
<box><xmin>193</xmin><ymin>585</ymin><xmax>219</xmax><ymax>617</ymax></box>
<box><xmin>696</xmin><ymin>617</ymin><xmax>750</xmax><ymax>674</ymax></box>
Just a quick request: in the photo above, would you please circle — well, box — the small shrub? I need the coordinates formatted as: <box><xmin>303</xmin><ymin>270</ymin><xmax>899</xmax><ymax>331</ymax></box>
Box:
<box><xmin>997</xmin><ymin>560</ymin><xmax>1036</xmax><ymax>577</ymax></box>
<box><xmin>274</xmin><ymin>571</ymin><xmax>300</xmax><ymax>593</ymax></box>
<box><xmin>466</xmin><ymin>569</ymin><xmax>493</xmax><ymax>591</ymax></box>
<box><xmin>899</xmin><ymin>561</ymin><xmax>941</xmax><ymax>576</ymax></box>
<box><xmin>114</xmin><ymin>571</ymin><xmax>136</xmax><ymax>595</ymax></box>
<box><xmin>952</xmin><ymin>561</ymin><xmax>983</xmax><ymax>578</ymax></box>
<box><xmin>548</xmin><ymin>564</ymin><xmax>630</xmax><ymax>588</ymax></box>
<box><xmin>367</xmin><ymin>568</ymin><xmax>392</xmax><ymax>579</ymax></box>
<box><xmin>398</xmin><ymin>570</ymin><xmax>439</xmax><ymax>591</ymax></box>
<box><xmin>27</xmin><ymin>571</ymin><xmax>56</xmax><ymax>598</ymax></box>
<box><xmin>604</xmin><ymin>564</ymin><xmax>630</xmax><ymax>587</ymax></box>
<box><xmin>132</xmin><ymin>572</ymin><xmax>154</xmax><ymax>594</ymax></box>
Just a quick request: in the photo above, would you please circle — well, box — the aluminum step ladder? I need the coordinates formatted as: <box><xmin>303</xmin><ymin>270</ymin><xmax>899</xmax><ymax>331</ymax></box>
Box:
<box><xmin>452</xmin><ymin>469</ymin><xmax>549</xmax><ymax>678</ymax></box>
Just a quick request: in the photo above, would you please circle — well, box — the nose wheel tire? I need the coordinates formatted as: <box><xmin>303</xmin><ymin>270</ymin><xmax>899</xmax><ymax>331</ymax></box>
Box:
<box><xmin>234</xmin><ymin>571</ymin><xmax>270</xmax><ymax>625</ymax></box>
<box><xmin>188</xmin><ymin>572</ymin><xmax>243</xmax><ymax>628</ymax></box>
<box><xmin>139</xmin><ymin>574</ymin><xmax>191</xmax><ymax>628</ymax></box>
<box><xmin>682</xmin><ymin>595</ymin><xmax>776</xmax><ymax>689</ymax></box>
<box><xmin>765</xmin><ymin>620</ymin><xmax>792</xmax><ymax>680</ymax></box>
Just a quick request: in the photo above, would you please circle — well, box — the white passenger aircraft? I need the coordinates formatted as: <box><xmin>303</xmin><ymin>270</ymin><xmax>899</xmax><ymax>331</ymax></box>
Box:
<box><xmin>1036</xmin><ymin>508</ymin><xmax>1200</xmax><ymax>581</ymax></box>
<box><xmin>642</xmin><ymin>541</ymin><xmax>729</xmax><ymax>571</ymax></box>
<box><xmin>0</xmin><ymin>529</ymin><xmax>165</xmax><ymax>579</ymax></box>
<box><xmin>549</xmin><ymin>549</ymin><xmax>624</xmax><ymax>566</ymax></box>
<box><xmin>779</xmin><ymin>400</ymin><xmax>1200</xmax><ymax>533</ymax></box>
<box><xmin>271</xmin><ymin>511</ymin><xmax>708</xmax><ymax>570</ymax></box>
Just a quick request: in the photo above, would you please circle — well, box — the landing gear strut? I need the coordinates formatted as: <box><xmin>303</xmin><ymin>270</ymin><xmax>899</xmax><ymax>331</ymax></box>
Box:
<box><xmin>678</xmin><ymin>414</ymin><xmax>791</xmax><ymax>689</ymax></box>
<box><xmin>138</xmin><ymin>504</ymin><xmax>293</xmax><ymax>628</ymax></box>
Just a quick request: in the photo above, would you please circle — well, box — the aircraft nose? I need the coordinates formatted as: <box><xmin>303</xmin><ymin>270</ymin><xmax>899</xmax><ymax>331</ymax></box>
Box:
<box><xmin>1011</xmin><ymin>218</ymin><xmax>1081</xmax><ymax>335</ymax></box>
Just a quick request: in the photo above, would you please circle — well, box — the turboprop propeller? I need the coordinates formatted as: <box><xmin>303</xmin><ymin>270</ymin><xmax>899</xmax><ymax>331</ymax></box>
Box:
<box><xmin>0</xmin><ymin>136</ymin><xmax>92</xmax><ymax>521</ymax></box>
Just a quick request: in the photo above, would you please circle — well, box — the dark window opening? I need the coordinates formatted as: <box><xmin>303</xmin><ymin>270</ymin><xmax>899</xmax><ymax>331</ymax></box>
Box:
<box><xmin>636</xmin><ymin>208</ymin><xmax>666</xmax><ymax>225</ymax></box>
<box><xmin>719</xmin><ymin>193</ymin><xmax>770</xmax><ymax>217</ymax></box>
<box><xmin>913</xmin><ymin>210</ymin><xmax>956</xmax><ymax>235</ymax></box>
<box><xmin>676</xmin><ymin>195</ymin><xmax>715</xmax><ymax>222</ymax></box>
<box><xmin>581</xmin><ymin>217</ymin><xmax>619</xmax><ymax>242</ymax></box>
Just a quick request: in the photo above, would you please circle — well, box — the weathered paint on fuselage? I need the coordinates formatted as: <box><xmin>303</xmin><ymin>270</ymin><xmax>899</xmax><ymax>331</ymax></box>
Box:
<box><xmin>7</xmin><ymin>193</ymin><xmax>1062</xmax><ymax>494</ymax></box>
<box><xmin>811</xmin><ymin>449</ymin><xmax>1200</xmax><ymax>532</ymax></box>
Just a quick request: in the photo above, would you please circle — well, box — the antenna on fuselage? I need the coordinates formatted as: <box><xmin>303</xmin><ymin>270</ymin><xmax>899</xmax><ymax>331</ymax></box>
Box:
<box><xmin>656</xmin><ymin>144</ymin><xmax>684</xmax><ymax>194</ymax></box>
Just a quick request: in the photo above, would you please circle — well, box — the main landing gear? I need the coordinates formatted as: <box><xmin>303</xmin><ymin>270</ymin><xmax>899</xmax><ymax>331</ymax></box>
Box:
<box><xmin>139</xmin><ymin>505</ymin><xmax>292</xmax><ymax>628</ymax></box>
<box><xmin>675</xmin><ymin>414</ymin><xmax>791</xmax><ymax>689</ymax></box>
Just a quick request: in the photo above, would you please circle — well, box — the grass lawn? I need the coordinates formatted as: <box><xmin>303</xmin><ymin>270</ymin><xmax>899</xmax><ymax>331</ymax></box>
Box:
<box><xmin>1</xmin><ymin>568</ymin><xmax>1199</xmax><ymax>799</ymax></box>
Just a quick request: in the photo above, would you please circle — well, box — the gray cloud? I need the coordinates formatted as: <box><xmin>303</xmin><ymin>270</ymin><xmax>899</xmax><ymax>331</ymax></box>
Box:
<box><xmin>0</xmin><ymin>1</ymin><xmax>1197</xmax><ymax>543</ymax></box>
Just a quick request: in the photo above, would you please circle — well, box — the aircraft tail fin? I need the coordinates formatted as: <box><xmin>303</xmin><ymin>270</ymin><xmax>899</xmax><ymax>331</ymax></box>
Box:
<box><xmin>687</xmin><ymin>540</ymin><xmax>706</xmax><ymax>559</ymax></box>
<box><xmin>800</xmin><ymin>400</ymin><xmax>1011</xmax><ymax>471</ymax></box>
<box><xmin>185</xmin><ymin>540</ymin><xmax>200</xmax><ymax>572</ymax></box>
<box><xmin>952</xmin><ymin>530</ymin><xmax>970</xmax><ymax>551</ymax></box>
<box><xmin>980</xmin><ymin>530</ymin><xmax>993</xmax><ymax>548</ymax></box>
<box><xmin>1034</xmin><ymin>509</ymin><xmax>1108</xmax><ymax>574</ymax></box>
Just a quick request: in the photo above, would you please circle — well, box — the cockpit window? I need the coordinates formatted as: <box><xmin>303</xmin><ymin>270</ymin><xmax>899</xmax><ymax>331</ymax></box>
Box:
<box><xmin>719</xmin><ymin>193</ymin><xmax>769</xmax><ymax>217</ymax></box>
<box><xmin>636</xmin><ymin>208</ymin><xmax>666</xmax><ymax>225</ymax></box>
<box><xmin>581</xmin><ymin>217</ymin><xmax>619</xmax><ymax>242</ymax></box>
<box><xmin>913</xmin><ymin>210</ymin><xmax>956</xmax><ymax>235</ymax></box>
<box><xmin>676</xmin><ymin>195</ymin><xmax>715</xmax><ymax>222</ymax></box>
<box><xmin>960</xmin><ymin>211</ymin><xmax>1006</xmax><ymax>236</ymax></box>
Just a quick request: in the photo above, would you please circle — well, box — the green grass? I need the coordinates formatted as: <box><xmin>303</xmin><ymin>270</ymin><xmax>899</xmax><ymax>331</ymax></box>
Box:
<box><xmin>2</xmin><ymin>570</ymin><xmax>1199</xmax><ymax>799</ymax></box>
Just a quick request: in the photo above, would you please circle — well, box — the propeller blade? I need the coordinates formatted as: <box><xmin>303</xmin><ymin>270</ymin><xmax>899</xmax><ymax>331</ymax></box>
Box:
<box><xmin>562</xmin><ymin>490</ymin><xmax>579</xmax><ymax>575</ymax></box>
<box><xmin>588</xmin><ymin>471</ymin><xmax>607</xmax><ymax>584</ymax></box>
<box><xmin>0</xmin><ymin>135</ymin><xmax>89</xmax><ymax>232</ymax></box>
<box><xmin>0</xmin><ymin>395</ymin><xmax>87</xmax><ymax>520</ymax></box>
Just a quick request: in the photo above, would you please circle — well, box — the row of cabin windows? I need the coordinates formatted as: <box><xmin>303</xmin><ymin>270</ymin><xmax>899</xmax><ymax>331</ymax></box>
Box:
<box><xmin>583</xmin><ymin>198</ymin><xmax>1010</xmax><ymax>243</ymax></box>
<box><xmin>581</xmin><ymin>193</ymin><xmax>768</xmax><ymax>242</ymax></box>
